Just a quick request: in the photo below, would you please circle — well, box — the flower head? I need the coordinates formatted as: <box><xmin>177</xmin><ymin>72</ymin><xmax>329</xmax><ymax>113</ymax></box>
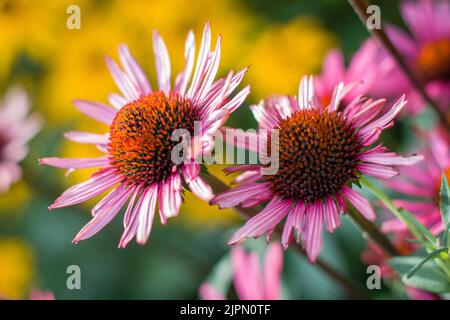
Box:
<box><xmin>40</xmin><ymin>23</ymin><xmax>250</xmax><ymax>247</ymax></box>
<box><xmin>0</xmin><ymin>88</ymin><xmax>41</xmax><ymax>193</ymax></box>
<box><xmin>211</xmin><ymin>76</ymin><xmax>422</xmax><ymax>261</ymax></box>
<box><xmin>371</xmin><ymin>0</ymin><xmax>450</xmax><ymax>114</ymax></box>
<box><xmin>199</xmin><ymin>243</ymin><xmax>283</xmax><ymax>300</ymax></box>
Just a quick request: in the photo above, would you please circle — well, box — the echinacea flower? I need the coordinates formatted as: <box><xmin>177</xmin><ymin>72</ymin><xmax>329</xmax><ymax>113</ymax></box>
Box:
<box><xmin>370</xmin><ymin>0</ymin><xmax>450</xmax><ymax>114</ymax></box>
<box><xmin>0</xmin><ymin>88</ymin><xmax>41</xmax><ymax>194</ymax></box>
<box><xmin>199</xmin><ymin>243</ymin><xmax>283</xmax><ymax>300</ymax></box>
<box><xmin>40</xmin><ymin>23</ymin><xmax>250</xmax><ymax>247</ymax></box>
<box><xmin>381</xmin><ymin>130</ymin><xmax>447</xmax><ymax>235</ymax></box>
<box><xmin>211</xmin><ymin>76</ymin><xmax>422</xmax><ymax>262</ymax></box>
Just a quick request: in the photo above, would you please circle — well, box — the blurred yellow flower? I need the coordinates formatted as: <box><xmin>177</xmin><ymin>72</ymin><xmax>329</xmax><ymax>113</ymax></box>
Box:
<box><xmin>0</xmin><ymin>181</ymin><xmax>30</xmax><ymax>214</ymax></box>
<box><xmin>0</xmin><ymin>238</ymin><xmax>34</xmax><ymax>299</ymax></box>
<box><xmin>245</xmin><ymin>17</ymin><xmax>336</xmax><ymax>98</ymax></box>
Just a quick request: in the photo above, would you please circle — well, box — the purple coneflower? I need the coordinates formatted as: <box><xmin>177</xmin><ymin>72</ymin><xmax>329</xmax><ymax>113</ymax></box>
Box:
<box><xmin>199</xmin><ymin>243</ymin><xmax>283</xmax><ymax>300</ymax></box>
<box><xmin>40</xmin><ymin>23</ymin><xmax>250</xmax><ymax>247</ymax></box>
<box><xmin>381</xmin><ymin>129</ymin><xmax>447</xmax><ymax>235</ymax></box>
<box><xmin>211</xmin><ymin>75</ymin><xmax>422</xmax><ymax>261</ymax></box>
<box><xmin>371</xmin><ymin>0</ymin><xmax>450</xmax><ymax>114</ymax></box>
<box><xmin>0</xmin><ymin>88</ymin><xmax>41</xmax><ymax>193</ymax></box>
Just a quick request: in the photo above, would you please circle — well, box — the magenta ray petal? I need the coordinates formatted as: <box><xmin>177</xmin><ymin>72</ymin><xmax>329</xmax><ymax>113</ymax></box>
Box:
<box><xmin>64</xmin><ymin>131</ymin><xmax>109</xmax><ymax>145</ymax></box>
<box><xmin>49</xmin><ymin>168</ymin><xmax>121</xmax><ymax>210</ymax></box>
<box><xmin>228</xmin><ymin>197</ymin><xmax>292</xmax><ymax>246</ymax></box>
<box><xmin>358</xmin><ymin>163</ymin><xmax>399</xmax><ymax>179</ymax></box>
<box><xmin>118</xmin><ymin>44</ymin><xmax>151</xmax><ymax>95</ymax></box>
<box><xmin>186</xmin><ymin>23</ymin><xmax>211</xmax><ymax>99</ymax></box>
<box><xmin>72</xmin><ymin>99</ymin><xmax>116</xmax><ymax>125</ymax></box>
<box><xmin>39</xmin><ymin>157</ymin><xmax>109</xmax><ymax>169</ymax></box>
<box><xmin>182</xmin><ymin>164</ymin><xmax>213</xmax><ymax>201</ymax></box>
<box><xmin>136</xmin><ymin>184</ymin><xmax>158</xmax><ymax>244</ymax></box>
<box><xmin>263</xmin><ymin>243</ymin><xmax>283</xmax><ymax>300</ymax></box>
<box><xmin>304</xmin><ymin>202</ymin><xmax>324</xmax><ymax>262</ymax></box>
<box><xmin>152</xmin><ymin>30</ymin><xmax>171</xmax><ymax>93</ymax></box>
<box><xmin>360</xmin><ymin>152</ymin><xmax>423</xmax><ymax>166</ymax></box>
<box><xmin>158</xmin><ymin>173</ymin><xmax>182</xmax><ymax>223</ymax></box>
<box><xmin>105</xmin><ymin>56</ymin><xmax>139</xmax><ymax>100</ymax></box>
<box><xmin>211</xmin><ymin>182</ymin><xmax>272</xmax><ymax>209</ymax></box>
<box><xmin>341</xmin><ymin>186</ymin><xmax>375</xmax><ymax>221</ymax></box>
<box><xmin>324</xmin><ymin>196</ymin><xmax>341</xmax><ymax>233</ymax></box>
<box><xmin>73</xmin><ymin>185</ymin><xmax>132</xmax><ymax>242</ymax></box>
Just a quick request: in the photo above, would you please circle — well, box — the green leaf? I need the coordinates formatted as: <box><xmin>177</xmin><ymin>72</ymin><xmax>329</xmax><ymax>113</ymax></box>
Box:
<box><xmin>439</xmin><ymin>176</ymin><xmax>450</xmax><ymax>247</ymax></box>
<box><xmin>389</xmin><ymin>256</ymin><xmax>450</xmax><ymax>293</ymax></box>
<box><xmin>398</xmin><ymin>208</ymin><xmax>436</xmax><ymax>245</ymax></box>
<box><xmin>406</xmin><ymin>248</ymin><xmax>448</xmax><ymax>279</ymax></box>
<box><xmin>440</xmin><ymin>176</ymin><xmax>450</xmax><ymax>227</ymax></box>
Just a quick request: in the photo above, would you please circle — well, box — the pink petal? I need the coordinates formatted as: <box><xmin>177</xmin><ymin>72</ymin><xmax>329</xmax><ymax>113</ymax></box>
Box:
<box><xmin>358</xmin><ymin>163</ymin><xmax>399</xmax><ymax>179</ymax></box>
<box><xmin>341</xmin><ymin>186</ymin><xmax>376</xmax><ymax>221</ymax></box>
<box><xmin>72</xmin><ymin>99</ymin><xmax>116</xmax><ymax>125</ymax></box>
<box><xmin>182</xmin><ymin>164</ymin><xmax>213</xmax><ymax>201</ymax></box>
<box><xmin>152</xmin><ymin>30</ymin><xmax>171</xmax><ymax>93</ymax></box>
<box><xmin>39</xmin><ymin>157</ymin><xmax>109</xmax><ymax>169</ymax></box>
<box><xmin>118</xmin><ymin>44</ymin><xmax>151</xmax><ymax>95</ymax></box>
<box><xmin>105</xmin><ymin>56</ymin><xmax>139</xmax><ymax>100</ymax></box>
<box><xmin>324</xmin><ymin>197</ymin><xmax>341</xmax><ymax>233</ymax></box>
<box><xmin>186</xmin><ymin>23</ymin><xmax>211</xmax><ymax>99</ymax></box>
<box><xmin>73</xmin><ymin>185</ymin><xmax>131</xmax><ymax>242</ymax></box>
<box><xmin>211</xmin><ymin>182</ymin><xmax>272</xmax><ymax>209</ymax></box>
<box><xmin>64</xmin><ymin>131</ymin><xmax>109</xmax><ymax>145</ymax></box>
<box><xmin>49</xmin><ymin>168</ymin><xmax>121</xmax><ymax>210</ymax></box>
<box><xmin>228</xmin><ymin>197</ymin><xmax>292</xmax><ymax>245</ymax></box>
<box><xmin>303</xmin><ymin>202</ymin><xmax>324</xmax><ymax>262</ymax></box>
<box><xmin>136</xmin><ymin>184</ymin><xmax>159</xmax><ymax>244</ymax></box>
<box><xmin>263</xmin><ymin>243</ymin><xmax>283</xmax><ymax>300</ymax></box>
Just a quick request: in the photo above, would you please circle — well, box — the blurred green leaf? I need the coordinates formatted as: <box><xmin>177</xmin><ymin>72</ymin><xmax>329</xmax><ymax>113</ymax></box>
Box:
<box><xmin>389</xmin><ymin>256</ymin><xmax>450</xmax><ymax>293</ymax></box>
<box><xmin>202</xmin><ymin>253</ymin><xmax>232</xmax><ymax>296</ymax></box>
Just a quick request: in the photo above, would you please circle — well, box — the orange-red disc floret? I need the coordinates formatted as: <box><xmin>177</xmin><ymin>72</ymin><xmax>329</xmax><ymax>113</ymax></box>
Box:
<box><xmin>265</xmin><ymin>108</ymin><xmax>363</xmax><ymax>204</ymax></box>
<box><xmin>108</xmin><ymin>91</ymin><xmax>199</xmax><ymax>186</ymax></box>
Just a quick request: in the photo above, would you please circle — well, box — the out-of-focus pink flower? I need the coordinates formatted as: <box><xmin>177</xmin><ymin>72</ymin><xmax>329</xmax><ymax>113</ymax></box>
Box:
<box><xmin>0</xmin><ymin>88</ymin><xmax>41</xmax><ymax>193</ymax></box>
<box><xmin>370</xmin><ymin>0</ymin><xmax>450</xmax><ymax>114</ymax></box>
<box><xmin>199</xmin><ymin>243</ymin><xmax>283</xmax><ymax>300</ymax></box>
<box><xmin>211</xmin><ymin>75</ymin><xmax>422</xmax><ymax>262</ymax></box>
<box><xmin>382</xmin><ymin>130</ymin><xmax>447</xmax><ymax>235</ymax></box>
<box><xmin>28</xmin><ymin>290</ymin><xmax>55</xmax><ymax>300</ymax></box>
<box><xmin>315</xmin><ymin>40</ymin><xmax>392</xmax><ymax>107</ymax></box>
<box><xmin>40</xmin><ymin>23</ymin><xmax>250</xmax><ymax>247</ymax></box>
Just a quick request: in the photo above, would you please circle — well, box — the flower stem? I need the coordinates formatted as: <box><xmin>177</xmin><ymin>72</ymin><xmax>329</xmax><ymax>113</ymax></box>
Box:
<box><xmin>348</xmin><ymin>0</ymin><xmax>450</xmax><ymax>133</ymax></box>
<box><xmin>204</xmin><ymin>173</ymin><xmax>368</xmax><ymax>299</ymax></box>
<box><xmin>347</xmin><ymin>205</ymin><xmax>399</xmax><ymax>256</ymax></box>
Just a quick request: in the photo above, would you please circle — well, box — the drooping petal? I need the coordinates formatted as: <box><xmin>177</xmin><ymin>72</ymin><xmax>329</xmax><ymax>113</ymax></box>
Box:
<box><xmin>228</xmin><ymin>197</ymin><xmax>292</xmax><ymax>246</ymax></box>
<box><xmin>73</xmin><ymin>184</ymin><xmax>132</xmax><ymax>242</ymax></box>
<box><xmin>136</xmin><ymin>184</ymin><xmax>159</xmax><ymax>244</ymax></box>
<box><xmin>341</xmin><ymin>186</ymin><xmax>376</xmax><ymax>221</ymax></box>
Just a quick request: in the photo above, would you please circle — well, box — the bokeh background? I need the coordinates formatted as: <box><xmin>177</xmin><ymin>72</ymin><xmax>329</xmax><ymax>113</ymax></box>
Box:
<box><xmin>0</xmin><ymin>0</ymin><xmax>413</xmax><ymax>299</ymax></box>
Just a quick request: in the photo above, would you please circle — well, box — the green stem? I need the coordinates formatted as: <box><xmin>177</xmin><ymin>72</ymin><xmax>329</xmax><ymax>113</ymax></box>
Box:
<box><xmin>204</xmin><ymin>173</ymin><xmax>369</xmax><ymax>299</ymax></box>
<box><xmin>347</xmin><ymin>206</ymin><xmax>399</xmax><ymax>256</ymax></box>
